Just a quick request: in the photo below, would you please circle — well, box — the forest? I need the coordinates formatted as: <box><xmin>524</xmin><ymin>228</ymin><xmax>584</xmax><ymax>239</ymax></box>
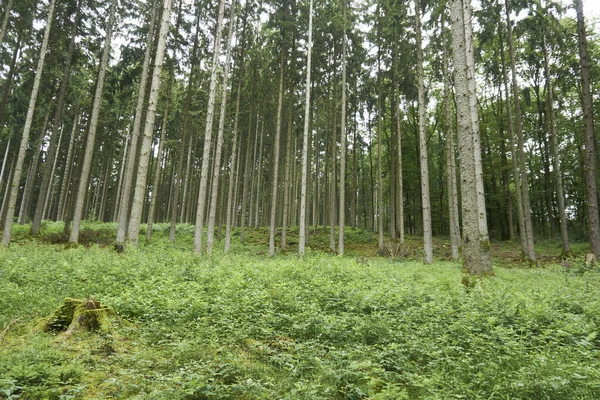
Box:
<box><xmin>1</xmin><ymin>0</ymin><xmax>600</xmax><ymax>398</ymax></box>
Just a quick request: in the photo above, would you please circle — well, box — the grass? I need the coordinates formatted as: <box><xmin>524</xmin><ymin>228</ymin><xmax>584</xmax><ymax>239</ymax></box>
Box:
<box><xmin>1</xmin><ymin>222</ymin><xmax>599</xmax><ymax>399</ymax></box>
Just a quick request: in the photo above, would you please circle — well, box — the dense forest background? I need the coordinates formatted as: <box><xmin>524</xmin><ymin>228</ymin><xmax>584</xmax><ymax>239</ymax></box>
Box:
<box><xmin>0</xmin><ymin>0</ymin><xmax>599</xmax><ymax>265</ymax></box>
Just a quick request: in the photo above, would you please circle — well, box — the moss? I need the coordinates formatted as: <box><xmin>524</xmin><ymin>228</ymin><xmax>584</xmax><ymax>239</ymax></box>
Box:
<box><xmin>481</xmin><ymin>239</ymin><xmax>491</xmax><ymax>252</ymax></box>
<box><xmin>38</xmin><ymin>297</ymin><xmax>118</xmax><ymax>336</ymax></box>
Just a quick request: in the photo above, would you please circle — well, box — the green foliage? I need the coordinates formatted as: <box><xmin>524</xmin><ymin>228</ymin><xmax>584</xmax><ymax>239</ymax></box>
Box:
<box><xmin>1</xmin><ymin>226</ymin><xmax>600</xmax><ymax>398</ymax></box>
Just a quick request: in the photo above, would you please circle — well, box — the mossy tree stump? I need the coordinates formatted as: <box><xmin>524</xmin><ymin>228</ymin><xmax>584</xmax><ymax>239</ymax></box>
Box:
<box><xmin>40</xmin><ymin>296</ymin><xmax>118</xmax><ymax>337</ymax></box>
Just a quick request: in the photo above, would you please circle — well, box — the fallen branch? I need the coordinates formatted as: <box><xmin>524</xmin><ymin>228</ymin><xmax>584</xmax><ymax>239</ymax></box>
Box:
<box><xmin>0</xmin><ymin>317</ymin><xmax>22</xmax><ymax>341</ymax></box>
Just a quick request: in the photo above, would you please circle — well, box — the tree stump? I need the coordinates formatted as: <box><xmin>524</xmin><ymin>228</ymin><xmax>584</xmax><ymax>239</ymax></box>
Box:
<box><xmin>39</xmin><ymin>296</ymin><xmax>118</xmax><ymax>338</ymax></box>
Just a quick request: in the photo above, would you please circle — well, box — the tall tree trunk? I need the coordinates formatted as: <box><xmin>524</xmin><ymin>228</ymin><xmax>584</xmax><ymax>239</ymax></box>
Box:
<box><xmin>281</xmin><ymin>109</ymin><xmax>293</xmax><ymax>250</ymax></box>
<box><xmin>576</xmin><ymin>0</ymin><xmax>600</xmax><ymax>258</ymax></box>
<box><xmin>269</xmin><ymin>51</ymin><xmax>286</xmax><ymax>256</ymax></box>
<box><xmin>498</xmin><ymin>8</ymin><xmax>526</xmax><ymax>252</ymax></box>
<box><xmin>338</xmin><ymin>0</ymin><xmax>347</xmax><ymax>256</ymax></box>
<box><xmin>2</xmin><ymin>0</ymin><xmax>56</xmax><ymax>246</ymax></box>
<box><xmin>57</xmin><ymin>110</ymin><xmax>80</xmax><ymax>221</ymax></box>
<box><xmin>146</xmin><ymin>99</ymin><xmax>169</xmax><ymax>242</ymax></box>
<box><xmin>443</xmin><ymin>30</ymin><xmax>461</xmax><ymax>262</ymax></box>
<box><xmin>505</xmin><ymin>0</ymin><xmax>536</xmax><ymax>264</ymax></box>
<box><xmin>116</xmin><ymin>0</ymin><xmax>157</xmax><ymax>246</ymax></box>
<box><xmin>194</xmin><ymin>0</ymin><xmax>226</xmax><ymax>254</ymax></box>
<box><xmin>396</xmin><ymin>102</ymin><xmax>405</xmax><ymax>245</ymax></box>
<box><xmin>69</xmin><ymin>0</ymin><xmax>116</xmax><ymax>243</ymax></box>
<box><xmin>240</xmin><ymin>108</ymin><xmax>254</xmax><ymax>243</ymax></box>
<box><xmin>128</xmin><ymin>0</ymin><xmax>173</xmax><ymax>246</ymax></box>
<box><xmin>32</xmin><ymin>6</ymin><xmax>80</xmax><ymax>234</ymax></box>
<box><xmin>299</xmin><ymin>0</ymin><xmax>314</xmax><ymax>256</ymax></box>
<box><xmin>0</xmin><ymin>0</ymin><xmax>12</xmax><ymax>50</ymax></box>
<box><xmin>19</xmin><ymin>113</ymin><xmax>49</xmax><ymax>224</ymax></box>
<box><xmin>0</xmin><ymin>137</ymin><xmax>11</xmax><ymax>197</ymax></box>
<box><xmin>254</xmin><ymin>118</ymin><xmax>265</xmax><ymax>229</ymax></box>
<box><xmin>224</xmin><ymin>82</ymin><xmax>242</xmax><ymax>253</ymax></box>
<box><xmin>0</xmin><ymin>39</ymin><xmax>20</xmax><ymax>129</ymax></box>
<box><xmin>542</xmin><ymin>33</ymin><xmax>570</xmax><ymax>255</ymax></box>
<box><xmin>416</xmin><ymin>0</ymin><xmax>433</xmax><ymax>263</ymax></box>
<box><xmin>450</xmin><ymin>0</ymin><xmax>493</xmax><ymax>276</ymax></box>
<box><xmin>207</xmin><ymin>1</ymin><xmax>237</xmax><ymax>254</ymax></box>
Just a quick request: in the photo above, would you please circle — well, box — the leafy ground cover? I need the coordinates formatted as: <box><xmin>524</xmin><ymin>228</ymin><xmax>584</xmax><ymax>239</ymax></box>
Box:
<box><xmin>1</xmin><ymin>223</ymin><xmax>600</xmax><ymax>399</ymax></box>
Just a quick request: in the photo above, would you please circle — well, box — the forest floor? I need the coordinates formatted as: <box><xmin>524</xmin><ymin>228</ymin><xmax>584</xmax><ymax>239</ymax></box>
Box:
<box><xmin>1</xmin><ymin>222</ymin><xmax>599</xmax><ymax>399</ymax></box>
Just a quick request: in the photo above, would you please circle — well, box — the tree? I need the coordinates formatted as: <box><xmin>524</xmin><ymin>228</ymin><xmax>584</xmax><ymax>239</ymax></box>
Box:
<box><xmin>338</xmin><ymin>0</ymin><xmax>348</xmax><ymax>256</ymax></box>
<box><xmin>115</xmin><ymin>0</ymin><xmax>158</xmax><ymax>248</ymax></box>
<box><xmin>450</xmin><ymin>0</ymin><xmax>493</xmax><ymax>277</ymax></box>
<box><xmin>194</xmin><ymin>0</ymin><xmax>227</xmax><ymax>254</ymax></box>
<box><xmin>415</xmin><ymin>0</ymin><xmax>433</xmax><ymax>264</ymax></box>
<box><xmin>299</xmin><ymin>0</ymin><xmax>314</xmax><ymax>256</ymax></box>
<box><xmin>2</xmin><ymin>0</ymin><xmax>57</xmax><ymax>247</ymax></box>
<box><xmin>69</xmin><ymin>0</ymin><xmax>117</xmax><ymax>244</ymax></box>
<box><xmin>576</xmin><ymin>0</ymin><xmax>600</xmax><ymax>259</ymax></box>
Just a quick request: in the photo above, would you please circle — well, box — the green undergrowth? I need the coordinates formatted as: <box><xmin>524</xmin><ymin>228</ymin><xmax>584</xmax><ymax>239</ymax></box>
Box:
<box><xmin>1</xmin><ymin>224</ymin><xmax>600</xmax><ymax>398</ymax></box>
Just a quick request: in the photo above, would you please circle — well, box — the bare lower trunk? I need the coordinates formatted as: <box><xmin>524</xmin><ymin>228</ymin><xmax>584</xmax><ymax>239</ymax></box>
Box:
<box><xmin>299</xmin><ymin>0</ymin><xmax>314</xmax><ymax>256</ymax></box>
<box><xmin>2</xmin><ymin>0</ymin><xmax>56</xmax><ymax>246</ymax></box>
<box><xmin>269</xmin><ymin>52</ymin><xmax>285</xmax><ymax>256</ymax></box>
<box><xmin>116</xmin><ymin>0</ymin><xmax>157</xmax><ymax>246</ymax></box>
<box><xmin>576</xmin><ymin>0</ymin><xmax>600</xmax><ymax>257</ymax></box>
<box><xmin>416</xmin><ymin>0</ymin><xmax>433</xmax><ymax>263</ymax></box>
<box><xmin>128</xmin><ymin>0</ymin><xmax>174</xmax><ymax>246</ymax></box>
<box><xmin>207</xmin><ymin>2</ymin><xmax>237</xmax><ymax>254</ymax></box>
<box><xmin>69</xmin><ymin>0</ymin><xmax>116</xmax><ymax>244</ymax></box>
<box><xmin>194</xmin><ymin>0</ymin><xmax>226</xmax><ymax>254</ymax></box>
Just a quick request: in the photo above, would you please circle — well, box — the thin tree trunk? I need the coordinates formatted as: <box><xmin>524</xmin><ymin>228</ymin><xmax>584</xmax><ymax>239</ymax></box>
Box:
<box><xmin>32</xmin><ymin>7</ymin><xmax>80</xmax><ymax>234</ymax></box>
<box><xmin>254</xmin><ymin>118</ymin><xmax>265</xmax><ymax>229</ymax></box>
<box><xmin>42</xmin><ymin>125</ymin><xmax>63</xmax><ymax>220</ymax></box>
<box><xmin>443</xmin><ymin>30</ymin><xmax>461</xmax><ymax>262</ymax></box>
<box><xmin>542</xmin><ymin>33</ymin><xmax>570</xmax><ymax>255</ymax></box>
<box><xmin>18</xmin><ymin>112</ymin><xmax>49</xmax><ymax>224</ymax></box>
<box><xmin>269</xmin><ymin>51</ymin><xmax>286</xmax><ymax>256</ymax></box>
<box><xmin>281</xmin><ymin>106</ymin><xmax>293</xmax><ymax>250</ymax></box>
<box><xmin>207</xmin><ymin>1</ymin><xmax>237</xmax><ymax>253</ymax></box>
<box><xmin>576</xmin><ymin>0</ymin><xmax>600</xmax><ymax>258</ymax></box>
<box><xmin>116</xmin><ymin>0</ymin><xmax>157</xmax><ymax>246</ymax></box>
<box><xmin>338</xmin><ymin>0</ymin><xmax>347</xmax><ymax>255</ymax></box>
<box><xmin>194</xmin><ymin>0</ymin><xmax>226</xmax><ymax>254</ymax></box>
<box><xmin>128</xmin><ymin>0</ymin><xmax>173</xmax><ymax>246</ymax></box>
<box><xmin>225</xmin><ymin>82</ymin><xmax>242</xmax><ymax>252</ymax></box>
<box><xmin>0</xmin><ymin>137</ymin><xmax>10</xmax><ymax>196</ymax></box>
<box><xmin>146</xmin><ymin>98</ymin><xmax>169</xmax><ymax>241</ymax></box>
<box><xmin>299</xmin><ymin>0</ymin><xmax>314</xmax><ymax>256</ymax></box>
<box><xmin>0</xmin><ymin>0</ymin><xmax>12</xmax><ymax>50</ymax></box>
<box><xmin>396</xmin><ymin>102</ymin><xmax>405</xmax><ymax>245</ymax></box>
<box><xmin>2</xmin><ymin>0</ymin><xmax>56</xmax><ymax>246</ymax></box>
<box><xmin>69</xmin><ymin>0</ymin><xmax>116</xmax><ymax>243</ymax></box>
<box><xmin>58</xmin><ymin>109</ymin><xmax>80</xmax><ymax>221</ymax></box>
<box><xmin>416</xmin><ymin>0</ymin><xmax>433</xmax><ymax>263</ymax></box>
<box><xmin>505</xmin><ymin>0</ymin><xmax>536</xmax><ymax>264</ymax></box>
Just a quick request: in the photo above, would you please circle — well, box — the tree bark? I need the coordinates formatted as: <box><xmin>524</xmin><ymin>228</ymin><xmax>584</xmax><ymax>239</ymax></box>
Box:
<box><xmin>269</xmin><ymin>51</ymin><xmax>286</xmax><ymax>256</ymax></box>
<box><xmin>299</xmin><ymin>0</ymin><xmax>314</xmax><ymax>256</ymax></box>
<box><xmin>69</xmin><ymin>0</ymin><xmax>116</xmax><ymax>244</ymax></box>
<box><xmin>207</xmin><ymin>1</ymin><xmax>237</xmax><ymax>254</ymax></box>
<box><xmin>32</xmin><ymin>5</ymin><xmax>80</xmax><ymax>234</ymax></box>
<box><xmin>542</xmin><ymin>33</ymin><xmax>570</xmax><ymax>255</ymax></box>
<box><xmin>116</xmin><ymin>0</ymin><xmax>158</xmax><ymax>246</ymax></box>
<box><xmin>576</xmin><ymin>0</ymin><xmax>600</xmax><ymax>258</ymax></box>
<box><xmin>194</xmin><ymin>0</ymin><xmax>227</xmax><ymax>254</ymax></box>
<box><xmin>0</xmin><ymin>0</ymin><xmax>12</xmax><ymax>50</ymax></box>
<box><xmin>127</xmin><ymin>0</ymin><xmax>174</xmax><ymax>246</ymax></box>
<box><xmin>2</xmin><ymin>0</ymin><xmax>56</xmax><ymax>246</ymax></box>
<box><xmin>443</xmin><ymin>29</ymin><xmax>461</xmax><ymax>262</ymax></box>
<box><xmin>505</xmin><ymin>0</ymin><xmax>536</xmax><ymax>264</ymax></box>
<box><xmin>450</xmin><ymin>0</ymin><xmax>493</xmax><ymax>276</ymax></box>
<box><xmin>416</xmin><ymin>0</ymin><xmax>433</xmax><ymax>263</ymax></box>
<box><xmin>338</xmin><ymin>0</ymin><xmax>347</xmax><ymax>256</ymax></box>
